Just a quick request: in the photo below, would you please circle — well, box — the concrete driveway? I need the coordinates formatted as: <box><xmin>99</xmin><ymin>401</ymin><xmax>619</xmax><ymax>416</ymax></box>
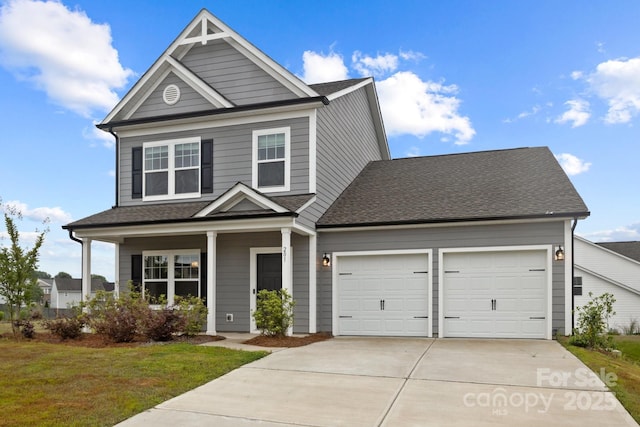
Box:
<box><xmin>118</xmin><ymin>338</ymin><xmax>637</xmax><ymax>426</ymax></box>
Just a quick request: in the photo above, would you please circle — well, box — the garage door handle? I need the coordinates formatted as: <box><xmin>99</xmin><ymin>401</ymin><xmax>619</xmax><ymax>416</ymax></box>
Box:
<box><xmin>529</xmin><ymin>269</ymin><xmax>545</xmax><ymax>272</ymax></box>
<box><xmin>339</xmin><ymin>316</ymin><xmax>353</xmax><ymax>318</ymax></box>
<box><xmin>529</xmin><ymin>316</ymin><xmax>545</xmax><ymax>319</ymax></box>
<box><xmin>445</xmin><ymin>270</ymin><xmax>460</xmax><ymax>273</ymax></box>
<box><xmin>413</xmin><ymin>271</ymin><xmax>429</xmax><ymax>274</ymax></box>
<box><xmin>339</xmin><ymin>273</ymin><xmax>352</xmax><ymax>276</ymax></box>
<box><xmin>444</xmin><ymin>316</ymin><xmax>460</xmax><ymax>319</ymax></box>
<box><xmin>413</xmin><ymin>316</ymin><xmax>428</xmax><ymax>319</ymax></box>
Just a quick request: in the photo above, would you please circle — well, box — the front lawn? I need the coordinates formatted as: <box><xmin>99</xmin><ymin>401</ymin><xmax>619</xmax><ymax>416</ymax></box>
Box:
<box><xmin>0</xmin><ymin>335</ymin><xmax>267</xmax><ymax>426</ymax></box>
<box><xmin>559</xmin><ymin>335</ymin><xmax>640</xmax><ymax>423</ymax></box>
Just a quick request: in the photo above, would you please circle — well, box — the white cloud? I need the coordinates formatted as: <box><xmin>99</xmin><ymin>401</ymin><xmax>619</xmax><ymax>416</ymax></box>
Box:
<box><xmin>300</xmin><ymin>50</ymin><xmax>348</xmax><ymax>84</ymax></box>
<box><xmin>405</xmin><ymin>146</ymin><xmax>421</xmax><ymax>157</ymax></box>
<box><xmin>107</xmin><ymin>169</ymin><xmax>115</xmax><ymax>177</ymax></box>
<box><xmin>0</xmin><ymin>0</ymin><xmax>133</xmax><ymax>117</ymax></box>
<box><xmin>570</xmin><ymin>71</ymin><xmax>583</xmax><ymax>80</ymax></box>
<box><xmin>1</xmin><ymin>200</ymin><xmax>72</xmax><ymax>223</ymax></box>
<box><xmin>399</xmin><ymin>50</ymin><xmax>426</xmax><ymax>62</ymax></box>
<box><xmin>504</xmin><ymin>105</ymin><xmax>542</xmax><ymax>123</ymax></box>
<box><xmin>84</xmin><ymin>123</ymin><xmax>116</xmax><ymax>148</ymax></box>
<box><xmin>554</xmin><ymin>153</ymin><xmax>592</xmax><ymax>176</ymax></box>
<box><xmin>555</xmin><ymin>99</ymin><xmax>591</xmax><ymax>127</ymax></box>
<box><xmin>352</xmin><ymin>51</ymin><xmax>398</xmax><ymax>78</ymax></box>
<box><xmin>377</xmin><ymin>71</ymin><xmax>475</xmax><ymax>144</ymax></box>
<box><xmin>587</xmin><ymin>56</ymin><xmax>640</xmax><ymax>124</ymax></box>
<box><xmin>579</xmin><ymin>223</ymin><xmax>640</xmax><ymax>242</ymax></box>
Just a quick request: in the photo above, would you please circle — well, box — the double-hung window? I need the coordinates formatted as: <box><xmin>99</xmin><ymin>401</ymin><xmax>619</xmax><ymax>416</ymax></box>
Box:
<box><xmin>143</xmin><ymin>250</ymin><xmax>200</xmax><ymax>305</ymax></box>
<box><xmin>143</xmin><ymin>137</ymin><xmax>200</xmax><ymax>200</ymax></box>
<box><xmin>252</xmin><ymin>127</ymin><xmax>290</xmax><ymax>192</ymax></box>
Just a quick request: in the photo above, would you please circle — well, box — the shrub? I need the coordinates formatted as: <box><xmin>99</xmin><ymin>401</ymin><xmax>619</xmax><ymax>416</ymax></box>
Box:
<box><xmin>0</xmin><ymin>311</ymin><xmax>4</xmax><ymax>321</ymax></box>
<box><xmin>252</xmin><ymin>289</ymin><xmax>295</xmax><ymax>337</ymax></box>
<box><xmin>84</xmin><ymin>289</ymin><xmax>150</xmax><ymax>343</ymax></box>
<box><xmin>571</xmin><ymin>292</ymin><xmax>616</xmax><ymax>350</ymax></box>
<box><xmin>174</xmin><ymin>295</ymin><xmax>208</xmax><ymax>336</ymax></box>
<box><xmin>44</xmin><ymin>316</ymin><xmax>84</xmax><ymax>340</ymax></box>
<box><xmin>141</xmin><ymin>308</ymin><xmax>185</xmax><ymax>341</ymax></box>
<box><xmin>15</xmin><ymin>320</ymin><xmax>35</xmax><ymax>339</ymax></box>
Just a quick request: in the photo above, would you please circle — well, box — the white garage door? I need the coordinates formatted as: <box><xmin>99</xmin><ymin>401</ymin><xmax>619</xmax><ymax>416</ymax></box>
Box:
<box><xmin>337</xmin><ymin>253</ymin><xmax>429</xmax><ymax>336</ymax></box>
<box><xmin>442</xmin><ymin>250</ymin><xmax>548</xmax><ymax>339</ymax></box>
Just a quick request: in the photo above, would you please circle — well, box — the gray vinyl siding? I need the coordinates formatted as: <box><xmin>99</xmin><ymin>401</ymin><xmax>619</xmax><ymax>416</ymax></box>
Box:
<box><xmin>317</xmin><ymin>220</ymin><xmax>567</xmax><ymax>336</ymax></box>
<box><xmin>119</xmin><ymin>232</ymin><xmax>310</xmax><ymax>334</ymax></box>
<box><xmin>130</xmin><ymin>72</ymin><xmax>213</xmax><ymax>120</ymax></box>
<box><xmin>299</xmin><ymin>86</ymin><xmax>384</xmax><ymax>227</ymax></box>
<box><xmin>180</xmin><ymin>40</ymin><xmax>297</xmax><ymax>106</ymax></box>
<box><xmin>119</xmin><ymin>116</ymin><xmax>309</xmax><ymax>206</ymax></box>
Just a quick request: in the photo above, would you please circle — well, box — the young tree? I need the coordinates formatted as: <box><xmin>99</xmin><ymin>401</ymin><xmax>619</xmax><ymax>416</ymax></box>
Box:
<box><xmin>0</xmin><ymin>205</ymin><xmax>47</xmax><ymax>337</ymax></box>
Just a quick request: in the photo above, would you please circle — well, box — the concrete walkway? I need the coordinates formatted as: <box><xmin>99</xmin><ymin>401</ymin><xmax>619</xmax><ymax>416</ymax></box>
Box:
<box><xmin>117</xmin><ymin>337</ymin><xmax>638</xmax><ymax>426</ymax></box>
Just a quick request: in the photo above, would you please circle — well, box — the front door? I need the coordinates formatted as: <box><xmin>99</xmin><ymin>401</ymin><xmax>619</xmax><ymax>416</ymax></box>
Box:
<box><xmin>257</xmin><ymin>253</ymin><xmax>282</xmax><ymax>292</ymax></box>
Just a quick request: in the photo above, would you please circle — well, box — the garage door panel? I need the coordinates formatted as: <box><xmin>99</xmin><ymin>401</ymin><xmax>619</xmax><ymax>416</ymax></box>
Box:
<box><xmin>443</xmin><ymin>250</ymin><xmax>548</xmax><ymax>339</ymax></box>
<box><xmin>337</xmin><ymin>253</ymin><xmax>429</xmax><ymax>337</ymax></box>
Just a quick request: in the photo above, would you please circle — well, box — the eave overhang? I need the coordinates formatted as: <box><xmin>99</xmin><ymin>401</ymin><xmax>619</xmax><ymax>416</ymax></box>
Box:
<box><xmin>97</xmin><ymin>96</ymin><xmax>329</xmax><ymax>131</ymax></box>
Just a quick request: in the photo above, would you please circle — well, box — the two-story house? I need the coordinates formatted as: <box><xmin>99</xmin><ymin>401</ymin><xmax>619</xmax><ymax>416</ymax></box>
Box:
<box><xmin>64</xmin><ymin>9</ymin><xmax>589</xmax><ymax>339</ymax></box>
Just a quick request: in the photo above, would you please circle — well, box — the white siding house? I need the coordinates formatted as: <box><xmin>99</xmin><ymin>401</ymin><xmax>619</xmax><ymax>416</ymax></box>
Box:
<box><xmin>574</xmin><ymin>236</ymin><xmax>640</xmax><ymax>332</ymax></box>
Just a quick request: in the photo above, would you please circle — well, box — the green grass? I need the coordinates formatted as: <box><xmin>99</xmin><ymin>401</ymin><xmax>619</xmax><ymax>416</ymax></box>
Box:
<box><xmin>559</xmin><ymin>335</ymin><xmax>640</xmax><ymax>423</ymax></box>
<box><xmin>0</xmin><ymin>336</ymin><xmax>267</xmax><ymax>426</ymax></box>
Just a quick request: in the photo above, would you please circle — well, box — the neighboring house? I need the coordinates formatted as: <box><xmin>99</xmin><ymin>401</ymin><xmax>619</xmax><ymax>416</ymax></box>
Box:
<box><xmin>50</xmin><ymin>278</ymin><xmax>114</xmax><ymax>309</ymax></box>
<box><xmin>63</xmin><ymin>9</ymin><xmax>589</xmax><ymax>339</ymax></box>
<box><xmin>37</xmin><ymin>278</ymin><xmax>53</xmax><ymax>305</ymax></box>
<box><xmin>574</xmin><ymin>237</ymin><xmax>640</xmax><ymax>332</ymax></box>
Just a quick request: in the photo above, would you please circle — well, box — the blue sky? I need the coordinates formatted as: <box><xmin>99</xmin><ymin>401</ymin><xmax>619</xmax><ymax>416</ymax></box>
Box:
<box><xmin>0</xmin><ymin>0</ymin><xmax>639</xmax><ymax>280</ymax></box>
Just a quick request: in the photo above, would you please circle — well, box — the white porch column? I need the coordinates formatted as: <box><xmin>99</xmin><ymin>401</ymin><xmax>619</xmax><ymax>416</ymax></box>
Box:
<box><xmin>308</xmin><ymin>234</ymin><xmax>317</xmax><ymax>333</ymax></box>
<box><xmin>206</xmin><ymin>231</ymin><xmax>217</xmax><ymax>336</ymax></box>
<box><xmin>81</xmin><ymin>238</ymin><xmax>92</xmax><ymax>303</ymax></box>
<box><xmin>114</xmin><ymin>243</ymin><xmax>120</xmax><ymax>298</ymax></box>
<box><xmin>281</xmin><ymin>228</ymin><xmax>293</xmax><ymax>335</ymax></box>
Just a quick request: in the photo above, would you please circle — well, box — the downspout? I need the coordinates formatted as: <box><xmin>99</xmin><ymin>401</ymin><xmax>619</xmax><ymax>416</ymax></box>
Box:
<box><xmin>570</xmin><ymin>217</ymin><xmax>578</xmax><ymax>334</ymax></box>
<box><xmin>108</xmin><ymin>127</ymin><xmax>119</xmax><ymax>208</ymax></box>
<box><xmin>67</xmin><ymin>228</ymin><xmax>83</xmax><ymax>282</ymax></box>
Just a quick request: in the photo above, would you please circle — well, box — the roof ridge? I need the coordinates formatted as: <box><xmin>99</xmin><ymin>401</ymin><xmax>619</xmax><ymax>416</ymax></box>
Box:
<box><xmin>377</xmin><ymin>146</ymin><xmax>541</xmax><ymax>162</ymax></box>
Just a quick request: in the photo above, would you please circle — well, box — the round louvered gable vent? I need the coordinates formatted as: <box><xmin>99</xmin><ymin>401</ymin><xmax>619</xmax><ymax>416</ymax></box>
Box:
<box><xmin>163</xmin><ymin>84</ymin><xmax>181</xmax><ymax>105</ymax></box>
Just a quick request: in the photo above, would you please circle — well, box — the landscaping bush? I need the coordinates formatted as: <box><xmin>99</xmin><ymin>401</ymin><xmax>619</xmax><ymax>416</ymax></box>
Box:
<box><xmin>174</xmin><ymin>295</ymin><xmax>208</xmax><ymax>336</ymax></box>
<box><xmin>44</xmin><ymin>316</ymin><xmax>84</xmax><ymax>340</ymax></box>
<box><xmin>15</xmin><ymin>320</ymin><xmax>35</xmax><ymax>339</ymax></box>
<box><xmin>0</xmin><ymin>311</ymin><xmax>4</xmax><ymax>321</ymax></box>
<box><xmin>571</xmin><ymin>292</ymin><xmax>616</xmax><ymax>350</ymax></box>
<box><xmin>84</xmin><ymin>289</ymin><xmax>150</xmax><ymax>343</ymax></box>
<box><xmin>141</xmin><ymin>308</ymin><xmax>185</xmax><ymax>341</ymax></box>
<box><xmin>252</xmin><ymin>289</ymin><xmax>295</xmax><ymax>337</ymax></box>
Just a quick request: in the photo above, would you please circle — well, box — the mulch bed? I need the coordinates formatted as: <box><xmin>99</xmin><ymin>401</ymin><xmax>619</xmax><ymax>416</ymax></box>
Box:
<box><xmin>1</xmin><ymin>331</ymin><xmax>331</xmax><ymax>348</ymax></box>
<box><xmin>243</xmin><ymin>332</ymin><xmax>332</xmax><ymax>347</ymax></box>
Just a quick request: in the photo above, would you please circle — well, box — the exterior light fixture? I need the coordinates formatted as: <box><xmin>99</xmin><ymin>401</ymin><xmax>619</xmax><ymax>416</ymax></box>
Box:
<box><xmin>555</xmin><ymin>245</ymin><xmax>565</xmax><ymax>261</ymax></box>
<box><xmin>322</xmin><ymin>253</ymin><xmax>331</xmax><ymax>267</ymax></box>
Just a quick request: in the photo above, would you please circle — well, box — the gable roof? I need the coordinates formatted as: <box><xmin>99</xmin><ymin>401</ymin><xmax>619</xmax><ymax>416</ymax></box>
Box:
<box><xmin>53</xmin><ymin>278</ymin><xmax>110</xmax><ymax>292</ymax></box>
<box><xmin>63</xmin><ymin>191</ymin><xmax>314</xmax><ymax>230</ymax></box>
<box><xmin>596</xmin><ymin>241</ymin><xmax>640</xmax><ymax>262</ymax></box>
<box><xmin>317</xmin><ymin>147</ymin><xmax>589</xmax><ymax>228</ymax></box>
<box><xmin>101</xmin><ymin>9</ymin><xmax>318</xmax><ymax>127</ymax></box>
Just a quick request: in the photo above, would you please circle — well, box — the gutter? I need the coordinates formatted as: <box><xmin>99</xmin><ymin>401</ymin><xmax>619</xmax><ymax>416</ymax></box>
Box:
<box><xmin>571</xmin><ymin>217</ymin><xmax>579</xmax><ymax>334</ymax></box>
<box><xmin>96</xmin><ymin>96</ymin><xmax>330</xmax><ymax>130</ymax></box>
<box><xmin>108</xmin><ymin>127</ymin><xmax>119</xmax><ymax>208</ymax></box>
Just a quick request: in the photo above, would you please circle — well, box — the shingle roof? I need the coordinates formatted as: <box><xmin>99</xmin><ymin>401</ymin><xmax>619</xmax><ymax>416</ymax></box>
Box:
<box><xmin>317</xmin><ymin>147</ymin><xmax>589</xmax><ymax>228</ymax></box>
<box><xmin>309</xmin><ymin>78</ymin><xmax>370</xmax><ymax>96</ymax></box>
<box><xmin>65</xmin><ymin>194</ymin><xmax>314</xmax><ymax>229</ymax></box>
<box><xmin>596</xmin><ymin>242</ymin><xmax>640</xmax><ymax>262</ymax></box>
<box><xmin>54</xmin><ymin>278</ymin><xmax>109</xmax><ymax>292</ymax></box>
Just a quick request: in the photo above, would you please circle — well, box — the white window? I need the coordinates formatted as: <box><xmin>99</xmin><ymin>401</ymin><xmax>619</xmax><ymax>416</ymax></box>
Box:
<box><xmin>143</xmin><ymin>137</ymin><xmax>201</xmax><ymax>200</ymax></box>
<box><xmin>252</xmin><ymin>127</ymin><xmax>290</xmax><ymax>192</ymax></box>
<box><xmin>143</xmin><ymin>250</ymin><xmax>200</xmax><ymax>305</ymax></box>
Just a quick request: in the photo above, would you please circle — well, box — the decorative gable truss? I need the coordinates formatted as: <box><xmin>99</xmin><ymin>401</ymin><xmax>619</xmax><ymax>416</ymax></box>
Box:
<box><xmin>102</xmin><ymin>9</ymin><xmax>318</xmax><ymax>125</ymax></box>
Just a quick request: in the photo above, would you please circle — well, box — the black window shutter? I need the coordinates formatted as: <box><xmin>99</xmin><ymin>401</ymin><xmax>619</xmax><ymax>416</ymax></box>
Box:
<box><xmin>131</xmin><ymin>254</ymin><xmax>142</xmax><ymax>293</ymax></box>
<box><xmin>201</xmin><ymin>139</ymin><xmax>213</xmax><ymax>194</ymax></box>
<box><xmin>132</xmin><ymin>147</ymin><xmax>143</xmax><ymax>199</ymax></box>
<box><xmin>200</xmin><ymin>252</ymin><xmax>208</xmax><ymax>302</ymax></box>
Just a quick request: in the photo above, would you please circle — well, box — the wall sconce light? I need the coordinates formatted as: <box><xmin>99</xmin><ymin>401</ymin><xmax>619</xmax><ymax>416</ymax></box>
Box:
<box><xmin>322</xmin><ymin>253</ymin><xmax>331</xmax><ymax>267</ymax></box>
<box><xmin>554</xmin><ymin>245</ymin><xmax>565</xmax><ymax>261</ymax></box>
